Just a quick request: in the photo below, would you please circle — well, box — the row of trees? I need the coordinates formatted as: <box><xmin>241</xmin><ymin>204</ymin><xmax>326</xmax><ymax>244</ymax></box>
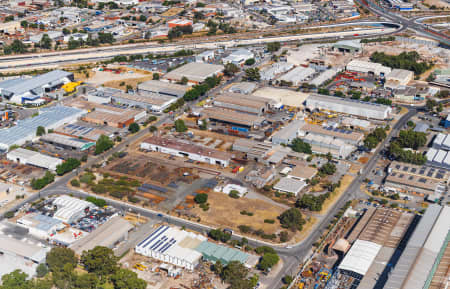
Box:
<box><xmin>364</xmin><ymin>126</ymin><xmax>388</xmax><ymax>150</ymax></box>
<box><xmin>1</xmin><ymin>246</ymin><xmax>148</xmax><ymax>289</ymax></box>
<box><xmin>183</xmin><ymin>75</ymin><xmax>221</xmax><ymax>101</ymax></box>
<box><xmin>56</xmin><ymin>158</ymin><xmax>81</xmax><ymax>176</ymax></box>
<box><xmin>388</xmin><ymin>129</ymin><xmax>428</xmax><ymax>165</ymax></box>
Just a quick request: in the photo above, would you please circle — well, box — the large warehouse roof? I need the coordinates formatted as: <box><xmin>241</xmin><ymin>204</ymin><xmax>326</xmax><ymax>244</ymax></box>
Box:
<box><xmin>0</xmin><ymin>106</ymin><xmax>85</xmax><ymax>151</ymax></box>
<box><xmin>383</xmin><ymin>204</ymin><xmax>442</xmax><ymax>289</ymax></box>
<box><xmin>1</xmin><ymin>70</ymin><xmax>72</xmax><ymax>96</ymax></box>
<box><xmin>338</xmin><ymin>239</ymin><xmax>382</xmax><ymax>276</ymax></box>
<box><xmin>163</xmin><ymin>62</ymin><xmax>224</xmax><ymax>83</ymax></box>
<box><xmin>7</xmin><ymin>148</ymin><xmax>63</xmax><ymax>171</ymax></box>
<box><xmin>137</xmin><ymin>80</ymin><xmax>189</xmax><ymax>98</ymax></box>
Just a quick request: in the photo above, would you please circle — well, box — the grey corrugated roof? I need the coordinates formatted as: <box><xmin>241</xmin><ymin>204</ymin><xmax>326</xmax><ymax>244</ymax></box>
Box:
<box><xmin>383</xmin><ymin>204</ymin><xmax>442</xmax><ymax>289</ymax></box>
<box><xmin>308</xmin><ymin>93</ymin><xmax>390</xmax><ymax>112</ymax></box>
<box><xmin>0</xmin><ymin>77</ymin><xmax>26</xmax><ymax>90</ymax></box>
<box><xmin>0</xmin><ymin>106</ymin><xmax>84</xmax><ymax>148</ymax></box>
<box><xmin>2</xmin><ymin>70</ymin><xmax>72</xmax><ymax>96</ymax></box>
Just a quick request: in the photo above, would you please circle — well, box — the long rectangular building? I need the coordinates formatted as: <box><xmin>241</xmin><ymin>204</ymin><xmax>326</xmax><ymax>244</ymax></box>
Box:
<box><xmin>305</xmin><ymin>93</ymin><xmax>392</xmax><ymax>120</ymax></box>
<box><xmin>0</xmin><ymin>106</ymin><xmax>85</xmax><ymax>152</ymax></box>
<box><xmin>383</xmin><ymin>205</ymin><xmax>448</xmax><ymax>289</ymax></box>
<box><xmin>7</xmin><ymin>148</ymin><xmax>63</xmax><ymax>171</ymax></box>
<box><xmin>202</xmin><ymin>107</ymin><xmax>265</xmax><ymax>129</ymax></box>
<box><xmin>212</xmin><ymin>93</ymin><xmax>270</xmax><ymax>116</ymax></box>
<box><xmin>137</xmin><ymin>80</ymin><xmax>189</xmax><ymax>98</ymax></box>
<box><xmin>140</xmin><ymin>136</ymin><xmax>232</xmax><ymax>167</ymax></box>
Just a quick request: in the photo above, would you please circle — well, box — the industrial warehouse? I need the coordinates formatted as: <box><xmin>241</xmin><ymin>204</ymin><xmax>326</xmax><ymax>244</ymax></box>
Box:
<box><xmin>136</xmin><ymin>226</ymin><xmax>255</xmax><ymax>271</ymax></box>
<box><xmin>305</xmin><ymin>94</ymin><xmax>392</xmax><ymax>120</ymax></box>
<box><xmin>325</xmin><ymin>204</ymin><xmax>450</xmax><ymax>289</ymax></box>
<box><xmin>6</xmin><ymin>148</ymin><xmax>63</xmax><ymax>171</ymax></box>
<box><xmin>0</xmin><ymin>70</ymin><xmax>74</xmax><ymax>104</ymax></box>
<box><xmin>0</xmin><ymin>106</ymin><xmax>85</xmax><ymax>152</ymax></box>
<box><xmin>140</xmin><ymin>136</ymin><xmax>232</xmax><ymax>167</ymax></box>
<box><xmin>162</xmin><ymin>62</ymin><xmax>224</xmax><ymax>85</ymax></box>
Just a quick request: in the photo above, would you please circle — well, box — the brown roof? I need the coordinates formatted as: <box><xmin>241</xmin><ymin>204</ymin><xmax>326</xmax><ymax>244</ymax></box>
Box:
<box><xmin>213</xmin><ymin>93</ymin><xmax>270</xmax><ymax>110</ymax></box>
<box><xmin>301</xmin><ymin>123</ymin><xmax>364</xmax><ymax>142</ymax></box>
<box><xmin>288</xmin><ymin>162</ymin><xmax>317</xmax><ymax>180</ymax></box>
<box><xmin>202</xmin><ymin>107</ymin><xmax>265</xmax><ymax>127</ymax></box>
<box><xmin>142</xmin><ymin>136</ymin><xmax>232</xmax><ymax>161</ymax></box>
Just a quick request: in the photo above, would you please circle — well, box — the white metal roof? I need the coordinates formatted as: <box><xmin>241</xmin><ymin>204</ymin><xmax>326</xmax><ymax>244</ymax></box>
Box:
<box><xmin>338</xmin><ymin>239</ymin><xmax>382</xmax><ymax>276</ymax></box>
<box><xmin>424</xmin><ymin>206</ymin><xmax>450</xmax><ymax>253</ymax></box>
<box><xmin>426</xmin><ymin>148</ymin><xmax>437</xmax><ymax>161</ymax></box>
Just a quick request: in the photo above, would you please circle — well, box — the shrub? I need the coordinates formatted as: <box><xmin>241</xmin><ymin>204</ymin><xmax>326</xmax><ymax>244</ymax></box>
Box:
<box><xmin>110</xmin><ymin>191</ymin><xmax>125</xmax><ymax>199</ymax></box>
<box><xmin>4</xmin><ymin>211</ymin><xmax>15</xmax><ymax>218</ymax></box>
<box><xmin>255</xmin><ymin>246</ymin><xmax>276</xmax><ymax>255</ymax></box>
<box><xmin>194</xmin><ymin>193</ymin><xmax>208</xmax><ymax>204</ymax></box>
<box><xmin>70</xmin><ymin>179</ymin><xmax>80</xmax><ymax>187</ymax></box>
<box><xmin>263</xmin><ymin>219</ymin><xmax>275</xmax><ymax>224</ymax></box>
<box><xmin>86</xmin><ymin>196</ymin><xmax>106</xmax><ymax>207</ymax></box>
<box><xmin>229</xmin><ymin>190</ymin><xmax>240</xmax><ymax>199</ymax></box>
<box><xmin>238</xmin><ymin>225</ymin><xmax>252</xmax><ymax>233</ymax></box>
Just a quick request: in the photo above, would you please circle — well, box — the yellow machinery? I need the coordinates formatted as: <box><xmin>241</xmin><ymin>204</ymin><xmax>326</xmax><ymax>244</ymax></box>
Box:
<box><xmin>62</xmin><ymin>81</ymin><xmax>83</xmax><ymax>93</ymax></box>
<box><xmin>133</xmin><ymin>263</ymin><xmax>147</xmax><ymax>271</ymax></box>
<box><xmin>298</xmin><ymin>282</ymin><xmax>304</xmax><ymax>289</ymax></box>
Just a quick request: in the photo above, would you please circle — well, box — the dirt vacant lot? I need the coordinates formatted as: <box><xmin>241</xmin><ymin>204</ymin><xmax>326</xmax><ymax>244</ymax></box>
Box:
<box><xmin>191</xmin><ymin>191</ymin><xmax>285</xmax><ymax>235</ymax></box>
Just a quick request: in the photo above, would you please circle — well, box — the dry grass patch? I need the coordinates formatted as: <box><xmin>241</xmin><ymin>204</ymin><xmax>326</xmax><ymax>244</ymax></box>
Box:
<box><xmin>320</xmin><ymin>174</ymin><xmax>354</xmax><ymax>214</ymax></box>
<box><xmin>103</xmin><ymin>76</ymin><xmax>154</xmax><ymax>91</ymax></box>
<box><xmin>191</xmin><ymin>191</ymin><xmax>285</xmax><ymax>235</ymax></box>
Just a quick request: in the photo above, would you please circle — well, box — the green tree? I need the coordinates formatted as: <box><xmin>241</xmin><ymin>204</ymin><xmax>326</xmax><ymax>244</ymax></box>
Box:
<box><xmin>95</xmin><ymin>135</ymin><xmax>114</xmax><ymax>155</ymax></box>
<box><xmin>46</xmin><ymin>247</ymin><xmax>78</xmax><ymax>272</ymax></box>
<box><xmin>111</xmin><ymin>268</ymin><xmax>147</xmax><ymax>289</ymax></box>
<box><xmin>180</xmin><ymin>76</ymin><xmax>189</xmax><ymax>85</ymax></box>
<box><xmin>319</xmin><ymin>162</ymin><xmax>336</xmax><ymax>175</ymax></box>
<box><xmin>1</xmin><ymin>270</ymin><xmax>33</xmax><ymax>289</ymax></box>
<box><xmin>244</xmin><ymin>68</ymin><xmax>260</xmax><ymax>82</ymax></box>
<box><xmin>245</xmin><ymin>58</ymin><xmax>255</xmax><ymax>66</ymax></box>
<box><xmin>56</xmin><ymin>158</ymin><xmax>81</xmax><ymax>176</ymax></box>
<box><xmin>174</xmin><ymin>119</ymin><xmax>187</xmax><ymax>132</ymax></box>
<box><xmin>71</xmin><ymin>179</ymin><xmax>80</xmax><ymax>187</ymax></box>
<box><xmin>258</xmin><ymin>253</ymin><xmax>279</xmax><ymax>271</ymax></box>
<box><xmin>36</xmin><ymin>263</ymin><xmax>48</xmax><ymax>278</ymax></box>
<box><xmin>39</xmin><ymin>34</ymin><xmax>52</xmax><ymax>49</ymax></box>
<box><xmin>153</xmin><ymin>72</ymin><xmax>160</xmax><ymax>80</ymax></box>
<box><xmin>220</xmin><ymin>261</ymin><xmax>252</xmax><ymax>289</ymax></box>
<box><xmin>128</xmin><ymin>122</ymin><xmax>140</xmax><ymax>133</ymax></box>
<box><xmin>224</xmin><ymin>63</ymin><xmax>240</xmax><ymax>77</ymax></box>
<box><xmin>291</xmin><ymin>138</ymin><xmax>312</xmax><ymax>154</ymax></box>
<box><xmin>194</xmin><ymin>193</ymin><xmax>208</xmax><ymax>204</ymax></box>
<box><xmin>80</xmin><ymin>246</ymin><xmax>118</xmax><ymax>279</ymax></box>
<box><xmin>20</xmin><ymin>20</ymin><xmax>28</xmax><ymax>28</ymax></box>
<box><xmin>267</xmin><ymin>42</ymin><xmax>281</xmax><ymax>52</ymax></box>
<box><xmin>36</xmin><ymin>126</ymin><xmax>46</xmax><ymax>136</ymax></box>
<box><xmin>278</xmin><ymin>208</ymin><xmax>305</xmax><ymax>231</ymax></box>
<box><xmin>149</xmin><ymin>125</ymin><xmax>158</xmax><ymax>133</ymax></box>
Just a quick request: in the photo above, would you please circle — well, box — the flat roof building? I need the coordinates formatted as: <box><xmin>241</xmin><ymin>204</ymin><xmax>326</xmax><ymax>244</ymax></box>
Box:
<box><xmin>40</xmin><ymin>133</ymin><xmax>95</xmax><ymax>151</ymax></box>
<box><xmin>346</xmin><ymin>60</ymin><xmax>392</xmax><ymax>77</ymax></box>
<box><xmin>0</xmin><ymin>105</ymin><xmax>85</xmax><ymax>152</ymax></box>
<box><xmin>338</xmin><ymin>239</ymin><xmax>382</xmax><ymax>277</ymax></box>
<box><xmin>7</xmin><ymin>148</ymin><xmax>63</xmax><ymax>171</ymax></box>
<box><xmin>306</xmin><ymin>93</ymin><xmax>392</xmax><ymax>120</ymax></box>
<box><xmin>273</xmin><ymin>177</ymin><xmax>306</xmax><ymax>196</ymax></box>
<box><xmin>137</xmin><ymin>80</ymin><xmax>189</xmax><ymax>98</ymax></box>
<box><xmin>163</xmin><ymin>62</ymin><xmax>224</xmax><ymax>85</ymax></box>
<box><xmin>141</xmin><ymin>136</ymin><xmax>232</xmax><ymax>167</ymax></box>
<box><xmin>278</xmin><ymin>66</ymin><xmax>316</xmax><ymax>86</ymax></box>
<box><xmin>299</xmin><ymin>123</ymin><xmax>364</xmax><ymax>145</ymax></box>
<box><xmin>136</xmin><ymin>225</ymin><xmax>206</xmax><ymax>271</ymax></box>
<box><xmin>332</xmin><ymin>40</ymin><xmax>362</xmax><ymax>53</ymax></box>
<box><xmin>70</xmin><ymin>216</ymin><xmax>133</xmax><ymax>255</ymax></box>
<box><xmin>202</xmin><ymin>107</ymin><xmax>265</xmax><ymax>129</ymax></box>
<box><xmin>386</xmin><ymin>161</ymin><xmax>449</xmax><ymax>195</ymax></box>
<box><xmin>82</xmin><ymin>104</ymin><xmax>146</xmax><ymax>128</ymax></box>
<box><xmin>228</xmin><ymin>82</ymin><xmax>257</xmax><ymax>95</ymax></box>
<box><xmin>212</xmin><ymin>93</ymin><xmax>270</xmax><ymax>116</ymax></box>
<box><xmin>385</xmin><ymin>69</ymin><xmax>414</xmax><ymax>89</ymax></box>
<box><xmin>272</xmin><ymin>119</ymin><xmax>304</xmax><ymax>145</ymax></box>
<box><xmin>112</xmin><ymin>91</ymin><xmax>177</xmax><ymax>113</ymax></box>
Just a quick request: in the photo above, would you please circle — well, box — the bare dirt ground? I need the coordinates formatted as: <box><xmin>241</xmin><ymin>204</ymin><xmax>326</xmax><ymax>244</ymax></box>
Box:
<box><xmin>423</xmin><ymin>0</ymin><xmax>450</xmax><ymax>8</ymax></box>
<box><xmin>86</xmin><ymin>70</ymin><xmax>152</xmax><ymax>87</ymax></box>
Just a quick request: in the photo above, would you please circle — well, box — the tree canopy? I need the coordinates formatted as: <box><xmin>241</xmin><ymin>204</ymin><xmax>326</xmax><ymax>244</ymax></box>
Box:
<box><xmin>278</xmin><ymin>208</ymin><xmax>305</xmax><ymax>232</ymax></box>
<box><xmin>291</xmin><ymin>138</ymin><xmax>312</xmax><ymax>154</ymax></box>
<box><xmin>80</xmin><ymin>246</ymin><xmax>118</xmax><ymax>279</ymax></box>
<box><xmin>95</xmin><ymin>135</ymin><xmax>114</xmax><ymax>155</ymax></box>
<box><xmin>128</xmin><ymin>122</ymin><xmax>140</xmax><ymax>133</ymax></box>
<box><xmin>370</xmin><ymin>51</ymin><xmax>432</xmax><ymax>75</ymax></box>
